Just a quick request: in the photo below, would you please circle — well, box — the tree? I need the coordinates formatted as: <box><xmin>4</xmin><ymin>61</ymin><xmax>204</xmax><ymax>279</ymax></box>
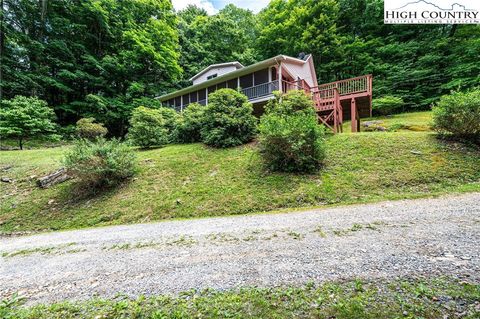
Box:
<box><xmin>0</xmin><ymin>96</ymin><xmax>57</xmax><ymax>149</ymax></box>
<box><xmin>177</xmin><ymin>4</ymin><xmax>260</xmax><ymax>86</ymax></box>
<box><xmin>1</xmin><ymin>0</ymin><xmax>181</xmax><ymax>133</ymax></box>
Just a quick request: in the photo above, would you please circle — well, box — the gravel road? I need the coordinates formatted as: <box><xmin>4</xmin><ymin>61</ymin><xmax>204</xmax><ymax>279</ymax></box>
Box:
<box><xmin>1</xmin><ymin>193</ymin><xmax>479</xmax><ymax>305</ymax></box>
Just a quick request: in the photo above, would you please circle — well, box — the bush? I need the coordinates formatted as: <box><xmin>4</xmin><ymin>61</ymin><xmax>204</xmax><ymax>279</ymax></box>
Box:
<box><xmin>75</xmin><ymin>118</ymin><xmax>108</xmax><ymax>139</ymax></box>
<box><xmin>432</xmin><ymin>89</ymin><xmax>480</xmax><ymax>143</ymax></box>
<box><xmin>372</xmin><ymin>96</ymin><xmax>404</xmax><ymax>115</ymax></box>
<box><xmin>259</xmin><ymin>90</ymin><xmax>326</xmax><ymax>173</ymax></box>
<box><xmin>201</xmin><ymin>88</ymin><xmax>257</xmax><ymax>148</ymax></box>
<box><xmin>265</xmin><ymin>90</ymin><xmax>314</xmax><ymax>115</ymax></box>
<box><xmin>64</xmin><ymin>138</ymin><xmax>137</xmax><ymax>191</ymax></box>
<box><xmin>158</xmin><ymin>107</ymin><xmax>180</xmax><ymax>142</ymax></box>
<box><xmin>175</xmin><ymin>103</ymin><xmax>205</xmax><ymax>143</ymax></box>
<box><xmin>0</xmin><ymin>95</ymin><xmax>57</xmax><ymax>150</ymax></box>
<box><xmin>128</xmin><ymin>106</ymin><xmax>169</xmax><ymax>148</ymax></box>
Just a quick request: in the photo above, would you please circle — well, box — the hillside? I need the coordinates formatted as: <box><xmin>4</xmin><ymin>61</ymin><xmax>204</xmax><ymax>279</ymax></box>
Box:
<box><xmin>1</xmin><ymin>131</ymin><xmax>479</xmax><ymax>234</ymax></box>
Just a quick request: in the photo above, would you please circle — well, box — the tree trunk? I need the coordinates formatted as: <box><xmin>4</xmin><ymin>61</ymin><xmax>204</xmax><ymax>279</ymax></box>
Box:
<box><xmin>19</xmin><ymin>137</ymin><xmax>23</xmax><ymax>150</ymax></box>
<box><xmin>0</xmin><ymin>0</ymin><xmax>4</xmax><ymax>101</ymax></box>
<box><xmin>37</xmin><ymin>168</ymin><xmax>71</xmax><ymax>188</ymax></box>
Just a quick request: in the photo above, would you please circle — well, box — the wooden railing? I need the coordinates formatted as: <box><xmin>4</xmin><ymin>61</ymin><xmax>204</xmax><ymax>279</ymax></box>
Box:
<box><xmin>317</xmin><ymin>74</ymin><xmax>372</xmax><ymax>97</ymax></box>
<box><xmin>241</xmin><ymin>81</ymin><xmax>279</xmax><ymax>100</ymax></box>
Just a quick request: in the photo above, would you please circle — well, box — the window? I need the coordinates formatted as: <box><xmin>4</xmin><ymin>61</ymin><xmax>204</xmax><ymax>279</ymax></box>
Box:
<box><xmin>207</xmin><ymin>74</ymin><xmax>218</xmax><ymax>80</ymax></box>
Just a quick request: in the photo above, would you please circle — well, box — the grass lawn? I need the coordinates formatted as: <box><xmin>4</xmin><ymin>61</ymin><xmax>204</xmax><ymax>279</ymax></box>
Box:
<box><xmin>1</xmin><ymin>130</ymin><xmax>479</xmax><ymax>234</ymax></box>
<box><xmin>2</xmin><ymin>278</ymin><xmax>479</xmax><ymax>318</ymax></box>
<box><xmin>342</xmin><ymin>111</ymin><xmax>433</xmax><ymax>133</ymax></box>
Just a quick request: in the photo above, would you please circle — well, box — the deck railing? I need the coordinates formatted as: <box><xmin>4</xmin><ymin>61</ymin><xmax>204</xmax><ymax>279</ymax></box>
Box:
<box><xmin>241</xmin><ymin>81</ymin><xmax>279</xmax><ymax>100</ymax></box>
<box><xmin>317</xmin><ymin>74</ymin><xmax>372</xmax><ymax>97</ymax></box>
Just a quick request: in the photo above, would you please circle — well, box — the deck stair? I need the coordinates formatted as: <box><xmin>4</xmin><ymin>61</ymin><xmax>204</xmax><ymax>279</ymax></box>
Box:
<box><xmin>288</xmin><ymin>74</ymin><xmax>373</xmax><ymax>133</ymax></box>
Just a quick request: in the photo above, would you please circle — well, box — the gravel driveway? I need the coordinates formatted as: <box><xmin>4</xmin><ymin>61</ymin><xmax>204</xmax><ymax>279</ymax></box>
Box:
<box><xmin>1</xmin><ymin>193</ymin><xmax>479</xmax><ymax>305</ymax></box>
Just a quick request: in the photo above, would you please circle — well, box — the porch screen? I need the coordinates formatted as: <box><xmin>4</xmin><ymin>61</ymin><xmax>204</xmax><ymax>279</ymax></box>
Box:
<box><xmin>227</xmin><ymin>78</ymin><xmax>238</xmax><ymax>89</ymax></box>
<box><xmin>254</xmin><ymin>69</ymin><xmax>269</xmax><ymax>85</ymax></box>
<box><xmin>190</xmin><ymin>91</ymin><xmax>198</xmax><ymax>103</ymax></box>
<box><xmin>239</xmin><ymin>74</ymin><xmax>253</xmax><ymax>89</ymax></box>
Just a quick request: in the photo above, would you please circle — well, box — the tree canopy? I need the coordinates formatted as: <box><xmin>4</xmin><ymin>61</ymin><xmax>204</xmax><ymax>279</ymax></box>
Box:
<box><xmin>1</xmin><ymin>0</ymin><xmax>479</xmax><ymax>135</ymax></box>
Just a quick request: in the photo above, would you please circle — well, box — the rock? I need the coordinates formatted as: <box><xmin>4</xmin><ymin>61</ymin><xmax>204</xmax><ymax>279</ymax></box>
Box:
<box><xmin>1</xmin><ymin>177</ymin><xmax>13</xmax><ymax>183</ymax></box>
<box><xmin>48</xmin><ymin>199</ymin><xmax>55</xmax><ymax>205</ymax></box>
<box><xmin>1</xmin><ymin>165</ymin><xmax>12</xmax><ymax>171</ymax></box>
<box><xmin>362</xmin><ymin>120</ymin><xmax>383</xmax><ymax>127</ymax></box>
<box><xmin>410</xmin><ymin>150</ymin><xmax>423</xmax><ymax>155</ymax></box>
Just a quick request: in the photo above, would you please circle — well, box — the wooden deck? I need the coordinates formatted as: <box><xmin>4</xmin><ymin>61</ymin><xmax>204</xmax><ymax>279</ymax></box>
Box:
<box><xmin>284</xmin><ymin>74</ymin><xmax>373</xmax><ymax>133</ymax></box>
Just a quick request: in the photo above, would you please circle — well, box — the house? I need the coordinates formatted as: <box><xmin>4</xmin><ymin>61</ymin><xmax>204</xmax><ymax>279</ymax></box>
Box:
<box><xmin>157</xmin><ymin>54</ymin><xmax>372</xmax><ymax>132</ymax></box>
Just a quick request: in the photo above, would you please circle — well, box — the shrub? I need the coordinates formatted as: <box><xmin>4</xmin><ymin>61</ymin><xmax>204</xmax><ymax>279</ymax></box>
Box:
<box><xmin>175</xmin><ymin>103</ymin><xmax>205</xmax><ymax>143</ymax></box>
<box><xmin>201</xmin><ymin>88</ymin><xmax>257</xmax><ymax>148</ymax></box>
<box><xmin>128</xmin><ymin>106</ymin><xmax>169</xmax><ymax>148</ymax></box>
<box><xmin>158</xmin><ymin>107</ymin><xmax>180</xmax><ymax>141</ymax></box>
<box><xmin>372</xmin><ymin>96</ymin><xmax>404</xmax><ymax>115</ymax></box>
<box><xmin>265</xmin><ymin>90</ymin><xmax>315</xmax><ymax>115</ymax></box>
<box><xmin>0</xmin><ymin>95</ymin><xmax>57</xmax><ymax>150</ymax></box>
<box><xmin>432</xmin><ymin>89</ymin><xmax>480</xmax><ymax>143</ymax></box>
<box><xmin>64</xmin><ymin>138</ymin><xmax>137</xmax><ymax>191</ymax></box>
<box><xmin>75</xmin><ymin>118</ymin><xmax>108</xmax><ymax>139</ymax></box>
<box><xmin>259</xmin><ymin>90</ymin><xmax>325</xmax><ymax>173</ymax></box>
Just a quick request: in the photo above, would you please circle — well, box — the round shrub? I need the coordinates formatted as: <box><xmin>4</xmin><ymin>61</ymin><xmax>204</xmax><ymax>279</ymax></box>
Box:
<box><xmin>175</xmin><ymin>103</ymin><xmax>205</xmax><ymax>143</ymax></box>
<box><xmin>265</xmin><ymin>90</ymin><xmax>315</xmax><ymax>115</ymax></box>
<box><xmin>201</xmin><ymin>88</ymin><xmax>257</xmax><ymax>148</ymax></box>
<box><xmin>64</xmin><ymin>138</ymin><xmax>137</xmax><ymax>191</ymax></box>
<box><xmin>432</xmin><ymin>89</ymin><xmax>480</xmax><ymax>143</ymax></box>
<box><xmin>372</xmin><ymin>96</ymin><xmax>404</xmax><ymax>115</ymax></box>
<box><xmin>75</xmin><ymin>118</ymin><xmax>108</xmax><ymax>139</ymax></box>
<box><xmin>158</xmin><ymin>107</ymin><xmax>180</xmax><ymax>142</ymax></box>
<box><xmin>259</xmin><ymin>90</ymin><xmax>325</xmax><ymax>173</ymax></box>
<box><xmin>128</xmin><ymin>106</ymin><xmax>169</xmax><ymax>148</ymax></box>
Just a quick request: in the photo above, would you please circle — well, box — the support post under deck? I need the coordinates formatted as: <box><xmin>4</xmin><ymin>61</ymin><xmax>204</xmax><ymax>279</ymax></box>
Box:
<box><xmin>351</xmin><ymin>98</ymin><xmax>360</xmax><ymax>133</ymax></box>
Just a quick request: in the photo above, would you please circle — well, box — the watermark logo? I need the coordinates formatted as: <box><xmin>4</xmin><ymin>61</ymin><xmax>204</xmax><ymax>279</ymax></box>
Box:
<box><xmin>384</xmin><ymin>0</ymin><xmax>480</xmax><ymax>24</ymax></box>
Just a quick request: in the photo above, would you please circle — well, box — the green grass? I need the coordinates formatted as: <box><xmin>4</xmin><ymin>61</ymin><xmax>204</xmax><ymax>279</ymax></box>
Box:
<box><xmin>0</xmin><ymin>137</ymin><xmax>69</xmax><ymax>150</ymax></box>
<box><xmin>342</xmin><ymin>111</ymin><xmax>433</xmax><ymax>133</ymax></box>
<box><xmin>2</xmin><ymin>278</ymin><xmax>479</xmax><ymax>318</ymax></box>
<box><xmin>1</xmin><ymin>131</ymin><xmax>479</xmax><ymax>234</ymax></box>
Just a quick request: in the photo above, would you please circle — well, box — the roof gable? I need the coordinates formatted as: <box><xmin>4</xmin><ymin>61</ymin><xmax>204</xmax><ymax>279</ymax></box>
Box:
<box><xmin>189</xmin><ymin>62</ymin><xmax>244</xmax><ymax>82</ymax></box>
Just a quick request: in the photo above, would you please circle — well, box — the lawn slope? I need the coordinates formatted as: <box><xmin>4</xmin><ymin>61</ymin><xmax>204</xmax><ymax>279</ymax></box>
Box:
<box><xmin>1</xmin><ymin>132</ymin><xmax>479</xmax><ymax>233</ymax></box>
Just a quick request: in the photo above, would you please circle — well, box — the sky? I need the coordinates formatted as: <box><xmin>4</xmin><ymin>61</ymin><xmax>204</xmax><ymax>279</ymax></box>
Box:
<box><xmin>172</xmin><ymin>0</ymin><xmax>271</xmax><ymax>14</ymax></box>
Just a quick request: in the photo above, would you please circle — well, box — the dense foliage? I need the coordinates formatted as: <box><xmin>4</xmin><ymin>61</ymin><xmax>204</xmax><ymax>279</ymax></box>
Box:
<box><xmin>2</xmin><ymin>0</ymin><xmax>479</xmax><ymax>135</ymax></box>
<box><xmin>64</xmin><ymin>138</ymin><xmax>137</xmax><ymax>191</ymax></box>
<box><xmin>0</xmin><ymin>96</ymin><xmax>57</xmax><ymax>149</ymax></box>
<box><xmin>128</xmin><ymin>106</ymin><xmax>169</xmax><ymax>148</ymax></box>
<box><xmin>157</xmin><ymin>107</ymin><xmax>180</xmax><ymax>142</ymax></box>
<box><xmin>259</xmin><ymin>91</ymin><xmax>326</xmax><ymax>172</ymax></box>
<box><xmin>201</xmin><ymin>89</ymin><xmax>257</xmax><ymax>148</ymax></box>
<box><xmin>175</xmin><ymin>103</ymin><xmax>205</xmax><ymax>143</ymax></box>
<box><xmin>75</xmin><ymin>118</ymin><xmax>108</xmax><ymax>140</ymax></box>
<box><xmin>372</xmin><ymin>96</ymin><xmax>404</xmax><ymax>115</ymax></box>
<box><xmin>1</xmin><ymin>0</ymin><xmax>180</xmax><ymax>135</ymax></box>
<box><xmin>432</xmin><ymin>89</ymin><xmax>480</xmax><ymax>143</ymax></box>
